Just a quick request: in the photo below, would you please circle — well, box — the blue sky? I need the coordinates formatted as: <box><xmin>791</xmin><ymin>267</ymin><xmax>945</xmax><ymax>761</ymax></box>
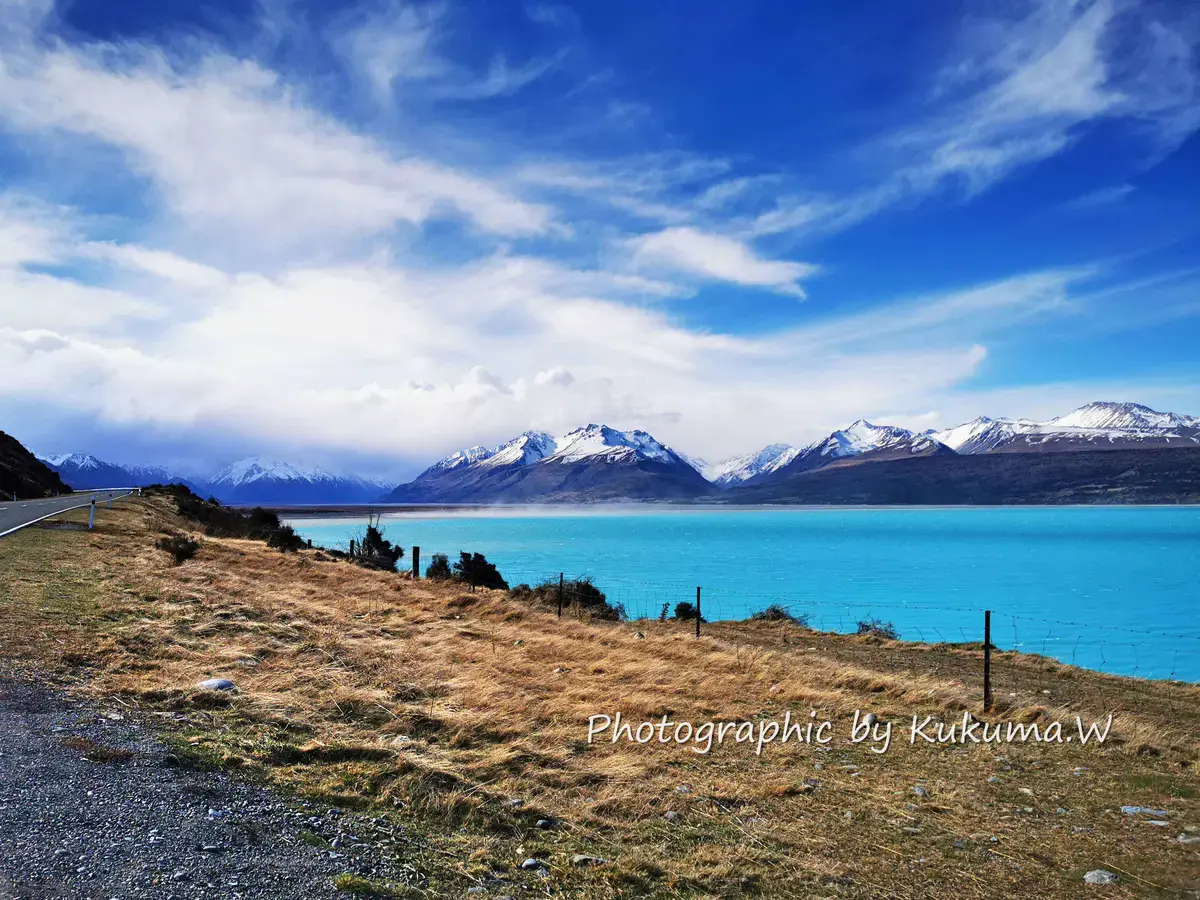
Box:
<box><xmin>1</xmin><ymin>0</ymin><xmax>1198</xmax><ymax>477</ymax></box>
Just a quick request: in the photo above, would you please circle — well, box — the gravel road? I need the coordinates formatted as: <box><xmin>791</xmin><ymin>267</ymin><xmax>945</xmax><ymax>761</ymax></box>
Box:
<box><xmin>0</xmin><ymin>670</ymin><xmax>425</xmax><ymax>899</ymax></box>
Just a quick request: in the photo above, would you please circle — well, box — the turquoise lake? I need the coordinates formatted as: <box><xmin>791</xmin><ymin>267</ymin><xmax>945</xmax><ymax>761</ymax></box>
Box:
<box><xmin>285</xmin><ymin>506</ymin><xmax>1200</xmax><ymax>682</ymax></box>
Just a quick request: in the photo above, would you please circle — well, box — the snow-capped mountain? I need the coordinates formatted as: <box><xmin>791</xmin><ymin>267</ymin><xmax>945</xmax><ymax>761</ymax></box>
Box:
<box><xmin>39</xmin><ymin>453</ymin><xmax>196</xmax><ymax>491</ymax></box>
<box><xmin>703</xmin><ymin>444</ymin><xmax>801</xmax><ymax>487</ymax></box>
<box><xmin>808</xmin><ymin>421</ymin><xmax>942</xmax><ymax>460</ymax></box>
<box><xmin>388</xmin><ymin>424</ymin><xmax>706</xmax><ymax>503</ymax></box>
<box><xmin>205</xmin><ymin>457</ymin><xmax>395</xmax><ymax>505</ymax></box>
<box><xmin>933</xmin><ymin>402</ymin><xmax>1200</xmax><ymax>455</ymax></box>
<box><xmin>1049</xmin><ymin>401</ymin><xmax>1200</xmax><ymax>432</ymax></box>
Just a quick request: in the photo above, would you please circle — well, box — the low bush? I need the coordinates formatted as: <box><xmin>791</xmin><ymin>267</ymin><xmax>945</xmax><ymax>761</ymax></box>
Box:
<box><xmin>856</xmin><ymin>617</ymin><xmax>900</xmax><ymax>640</ymax></box>
<box><xmin>749</xmin><ymin>603</ymin><xmax>810</xmax><ymax>626</ymax></box>
<box><xmin>425</xmin><ymin>553</ymin><xmax>452</xmax><ymax>580</ymax></box>
<box><xmin>156</xmin><ymin>533</ymin><xmax>200</xmax><ymax>565</ymax></box>
<box><xmin>673</xmin><ymin>601</ymin><xmax>706</xmax><ymax>623</ymax></box>
<box><xmin>146</xmin><ymin>484</ymin><xmax>307</xmax><ymax>552</ymax></box>
<box><xmin>509</xmin><ymin>576</ymin><xmax>625</xmax><ymax>620</ymax></box>
<box><xmin>452</xmin><ymin>552</ymin><xmax>508</xmax><ymax>590</ymax></box>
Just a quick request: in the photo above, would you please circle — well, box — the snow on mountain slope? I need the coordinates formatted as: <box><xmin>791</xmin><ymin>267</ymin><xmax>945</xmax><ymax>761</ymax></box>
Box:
<box><xmin>39</xmin><ymin>452</ymin><xmax>192</xmax><ymax>489</ymax></box>
<box><xmin>811</xmin><ymin>421</ymin><xmax>934</xmax><ymax>458</ymax></box>
<box><xmin>705</xmin><ymin>444</ymin><xmax>801</xmax><ymax>486</ymax></box>
<box><xmin>546</xmin><ymin>424</ymin><xmax>679</xmax><ymax>464</ymax></box>
<box><xmin>40</xmin><ymin>452</ymin><xmax>101</xmax><ymax>469</ymax></box>
<box><xmin>1049</xmin><ymin>401</ymin><xmax>1200</xmax><ymax>432</ymax></box>
<box><xmin>479</xmin><ymin>432</ymin><xmax>558</xmax><ymax>468</ymax></box>
<box><xmin>207</xmin><ymin>458</ymin><xmax>341</xmax><ymax>487</ymax></box>
<box><xmin>932</xmin><ymin>417</ymin><xmax>1044</xmax><ymax>454</ymax></box>
<box><xmin>936</xmin><ymin>403</ymin><xmax>1200</xmax><ymax>454</ymax></box>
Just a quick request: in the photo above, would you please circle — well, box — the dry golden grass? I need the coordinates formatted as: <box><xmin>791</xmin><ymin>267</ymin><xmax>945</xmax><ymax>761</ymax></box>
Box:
<box><xmin>0</xmin><ymin>497</ymin><xmax>1198</xmax><ymax>898</ymax></box>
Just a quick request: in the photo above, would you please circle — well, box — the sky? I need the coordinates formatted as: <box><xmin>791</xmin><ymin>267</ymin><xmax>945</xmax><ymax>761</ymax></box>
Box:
<box><xmin>1</xmin><ymin>0</ymin><xmax>1199</xmax><ymax>479</ymax></box>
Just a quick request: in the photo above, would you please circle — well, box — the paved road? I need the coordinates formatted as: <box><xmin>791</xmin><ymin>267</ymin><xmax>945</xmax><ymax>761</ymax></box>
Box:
<box><xmin>0</xmin><ymin>492</ymin><xmax>132</xmax><ymax>540</ymax></box>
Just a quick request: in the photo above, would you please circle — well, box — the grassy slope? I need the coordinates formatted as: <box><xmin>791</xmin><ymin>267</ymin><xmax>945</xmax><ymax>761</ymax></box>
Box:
<box><xmin>0</xmin><ymin>498</ymin><xmax>1197</xmax><ymax>899</ymax></box>
<box><xmin>0</xmin><ymin>430</ymin><xmax>71</xmax><ymax>498</ymax></box>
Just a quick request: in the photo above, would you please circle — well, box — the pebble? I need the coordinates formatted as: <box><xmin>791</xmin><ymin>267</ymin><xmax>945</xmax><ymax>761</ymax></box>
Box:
<box><xmin>664</xmin><ymin>811</ymin><xmax>681</xmax><ymax>824</ymax></box>
<box><xmin>535</xmin><ymin>819</ymin><xmax>553</xmax><ymax>830</ymax></box>
<box><xmin>1083</xmin><ymin>870</ymin><xmax>1118</xmax><ymax>885</ymax></box>
<box><xmin>195</xmin><ymin>678</ymin><xmax>237</xmax><ymax>693</ymax></box>
<box><xmin>1178</xmin><ymin>834</ymin><xmax>1200</xmax><ymax>845</ymax></box>
<box><xmin>987</xmin><ymin>776</ymin><xmax>1001</xmax><ymax>784</ymax></box>
<box><xmin>571</xmin><ymin>854</ymin><xmax>607</xmax><ymax>867</ymax></box>
<box><xmin>912</xmin><ymin>785</ymin><xmax>928</xmax><ymax>798</ymax></box>
<box><xmin>520</xmin><ymin>858</ymin><xmax>544</xmax><ymax>871</ymax></box>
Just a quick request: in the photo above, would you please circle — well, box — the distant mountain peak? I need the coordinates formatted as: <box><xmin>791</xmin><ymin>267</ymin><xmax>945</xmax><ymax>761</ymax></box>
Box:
<box><xmin>704</xmin><ymin>443</ymin><xmax>801</xmax><ymax>486</ymax></box>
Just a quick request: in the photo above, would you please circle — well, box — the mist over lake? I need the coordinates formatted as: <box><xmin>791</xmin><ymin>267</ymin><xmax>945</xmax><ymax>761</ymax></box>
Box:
<box><xmin>287</xmin><ymin>505</ymin><xmax>1200</xmax><ymax>682</ymax></box>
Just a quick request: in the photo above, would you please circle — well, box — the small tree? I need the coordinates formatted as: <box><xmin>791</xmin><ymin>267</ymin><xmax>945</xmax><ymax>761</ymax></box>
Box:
<box><xmin>453</xmin><ymin>552</ymin><xmax>508</xmax><ymax>589</ymax></box>
<box><xmin>425</xmin><ymin>553</ymin><xmax>452</xmax><ymax>580</ymax></box>
<box><xmin>673</xmin><ymin>601</ymin><xmax>706</xmax><ymax>623</ymax></box>
<box><xmin>357</xmin><ymin>521</ymin><xmax>404</xmax><ymax>572</ymax></box>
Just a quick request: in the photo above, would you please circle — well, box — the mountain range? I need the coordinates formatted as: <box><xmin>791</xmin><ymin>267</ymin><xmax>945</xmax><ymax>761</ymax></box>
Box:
<box><xmin>27</xmin><ymin>401</ymin><xmax>1200</xmax><ymax>505</ymax></box>
<box><xmin>37</xmin><ymin>454</ymin><xmax>394</xmax><ymax>506</ymax></box>
<box><xmin>381</xmin><ymin>401</ymin><xmax>1200</xmax><ymax>504</ymax></box>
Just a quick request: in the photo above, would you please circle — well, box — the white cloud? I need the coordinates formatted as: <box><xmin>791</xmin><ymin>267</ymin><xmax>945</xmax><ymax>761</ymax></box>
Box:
<box><xmin>0</xmin><ymin>0</ymin><xmax>1196</xmax><ymax>472</ymax></box>
<box><xmin>0</xmin><ymin>33</ymin><xmax>552</xmax><ymax>257</ymax></box>
<box><xmin>631</xmin><ymin>227</ymin><xmax>818</xmax><ymax>297</ymax></box>
<box><xmin>745</xmin><ymin>0</ymin><xmax>1200</xmax><ymax>238</ymax></box>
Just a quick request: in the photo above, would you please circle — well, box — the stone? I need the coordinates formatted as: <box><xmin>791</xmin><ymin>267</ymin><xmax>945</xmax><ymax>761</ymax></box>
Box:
<box><xmin>1018</xmin><ymin>788</ymin><xmax>1034</xmax><ymax>796</ymax></box>
<box><xmin>1146</xmin><ymin>820</ymin><xmax>1169</xmax><ymax>827</ymax></box>
<box><xmin>1083</xmin><ymin>870</ymin><xmax>1118</xmax><ymax>885</ymax></box>
<box><xmin>912</xmin><ymin>786</ymin><xmax>928</xmax><ymax>798</ymax></box>
<box><xmin>519</xmin><ymin>858</ymin><xmax>543</xmax><ymax>871</ymax></box>
<box><xmin>571</xmin><ymin>854</ymin><xmax>607</xmax><ymax>867</ymax></box>
<box><xmin>1177</xmin><ymin>834</ymin><xmax>1200</xmax><ymax>845</ymax></box>
<box><xmin>195</xmin><ymin>678</ymin><xmax>237</xmax><ymax>693</ymax></box>
<box><xmin>1121</xmin><ymin>805</ymin><xmax>1168</xmax><ymax>818</ymax></box>
<box><xmin>503</xmin><ymin>798</ymin><xmax>525</xmax><ymax>809</ymax></box>
<box><xmin>664</xmin><ymin>811</ymin><xmax>681</xmax><ymax>824</ymax></box>
<box><xmin>535</xmin><ymin>819</ymin><xmax>554</xmax><ymax>830</ymax></box>
<box><xmin>987</xmin><ymin>776</ymin><xmax>1001</xmax><ymax>784</ymax></box>
<box><xmin>863</xmin><ymin>713</ymin><xmax>878</xmax><ymax>727</ymax></box>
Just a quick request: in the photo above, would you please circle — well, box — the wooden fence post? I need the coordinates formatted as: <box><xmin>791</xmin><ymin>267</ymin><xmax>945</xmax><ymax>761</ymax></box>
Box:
<box><xmin>557</xmin><ymin>572</ymin><xmax>564</xmax><ymax>618</ymax></box>
<box><xmin>983</xmin><ymin>609</ymin><xmax>992</xmax><ymax>711</ymax></box>
<box><xmin>695</xmin><ymin>586</ymin><xmax>701</xmax><ymax>638</ymax></box>
<box><xmin>412</xmin><ymin>546</ymin><xmax>420</xmax><ymax>579</ymax></box>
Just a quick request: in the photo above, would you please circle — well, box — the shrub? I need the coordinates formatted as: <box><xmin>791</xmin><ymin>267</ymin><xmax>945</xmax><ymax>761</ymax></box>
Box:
<box><xmin>354</xmin><ymin>524</ymin><xmax>404</xmax><ymax>572</ymax></box>
<box><xmin>425</xmin><ymin>553</ymin><xmax>452</xmax><ymax>580</ymax></box>
<box><xmin>658</xmin><ymin>603</ymin><xmax>670</xmax><ymax>622</ymax></box>
<box><xmin>749</xmin><ymin>603</ymin><xmax>810</xmax><ymax>627</ymax></box>
<box><xmin>856</xmin><ymin>617</ymin><xmax>900</xmax><ymax>640</ymax></box>
<box><xmin>148</xmin><ymin>485</ymin><xmax>306</xmax><ymax>552</ymax></box>
<box><xmin>156</xmin><ymin>533</ymin><xmax>199</xmax><ymax>565</ymax></box>
<box><xmin>452</xmin><ymin>552</ymin><xmax>508</xmax><ymax>590</ymax></box>
<box><xmin>508</xmin><ymin>577</ymin><xmax>625</xmax><ymax>620</ymax></box>
<box><xmin>673</xmin><ymin>601</ymin><xmax>706</xmax><ymax>623</ymax></box>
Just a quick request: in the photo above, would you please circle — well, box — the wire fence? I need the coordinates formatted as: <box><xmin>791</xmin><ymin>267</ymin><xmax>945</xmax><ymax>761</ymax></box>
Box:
<box><xmin>447</xmin><ymin>563</ymin><xmax>1200</xmax><ymax>686</ymax></box>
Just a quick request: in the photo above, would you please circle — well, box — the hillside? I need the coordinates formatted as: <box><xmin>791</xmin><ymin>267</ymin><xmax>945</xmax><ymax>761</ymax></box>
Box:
<box><xmin>0</xmin><ymin>496</ymin><xmax>1196</xmax><ymax>898</ymax></box>
<box><xmin>0</xmin><ymin>431</ymin><xmax>70</xmax><ymax>499</ymax></box>
<box><xmin>730</xmin><ymin>446</ymin><xmax>1200</xmax><ymax>505</ymax></box>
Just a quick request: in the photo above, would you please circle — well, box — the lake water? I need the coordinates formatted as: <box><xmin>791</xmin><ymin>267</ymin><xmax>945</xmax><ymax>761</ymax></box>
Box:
<box><xmin>286</xmin><ymin>506</ymin><xmax>1200</xmax><ymax>682</ymax></box>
